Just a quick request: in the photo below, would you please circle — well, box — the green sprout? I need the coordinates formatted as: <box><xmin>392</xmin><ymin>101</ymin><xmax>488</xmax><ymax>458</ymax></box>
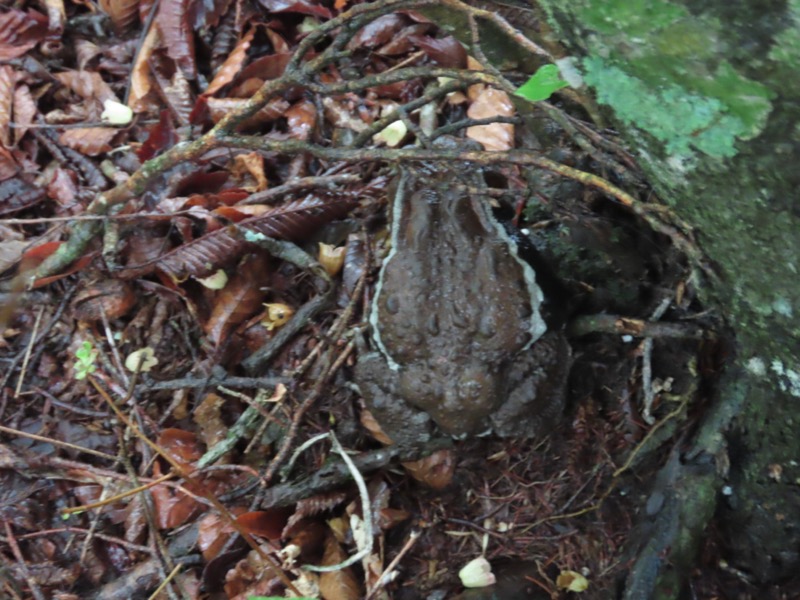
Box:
<box><xmin>74</xmin><ymin>341</ymin><xmax>98</xmax><ymax>380</ymax></box>
<box><xmin>515</xmin><ymin>64</ymin><xmax>570</xmax><ymax>102</ymax></box>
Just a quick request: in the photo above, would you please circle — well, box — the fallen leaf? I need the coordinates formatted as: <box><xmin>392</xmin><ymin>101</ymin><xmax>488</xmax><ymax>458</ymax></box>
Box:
<box><xmin>401</xmin><ymin>449</ymin><xmax>456</xmax><ymax>490</ymax></box>
<box><xmin>467</xmin><ymin>86</ymin><xmax>515</xmax><ymax>151</ymax></box>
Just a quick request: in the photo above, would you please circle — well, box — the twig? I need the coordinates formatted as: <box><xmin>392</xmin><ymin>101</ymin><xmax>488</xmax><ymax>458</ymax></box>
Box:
<box><xmin>1</xmin><ymin>284</ymin><xmax>76</xmax><ymax>391</ymax></box>
<box><xmin>567</xmin><ymin>314</ymin><xmax>707</xmax><ymax>339</ymax></box>
<box><xmin>641</xmin><ymin>298</ymin><xmax>674</xmax><ymax>424</ymax></box>
<box><xmin>0</xmin><ymin>424</ymin><xmax>119</xmax><ymax>462</ymax></box>
<box><xmin>137</xmin><ymin>373</ymin><xmax>286</xmax><ymax>393</ymax></box>
<box><xmin>87</xmin><ymin>376</ymin><xmax>302</xmax><ymax>595</ymax></box>
<box><xmin>365</xmin><ymin>530</ymin><xmax>421</xmax><ymax>600</ymax></box>
<box><xmin>3</xmin><ymin>522</ymin><xmax>47</xmax><ymax>600</ymax></box>
<box><xmin>62</xmin><ymin>473</ymin><xmax>175</xmax><ymax>515</ymax></box>
<box><xmin>240</xmin><ymin>173</ymin><xmax>359</xmax><ymax>205</ymax></box>
<box><xmin>146</xmin><ymin>563</ymin><xmax>182</xmax><ymax>600</ymax></box>
<box><xmin>13</xmin><ymin>305</ymin><xmax>43</xmax><ymax>397</ymax></box>
<box><xmin>301</xmin><ymin>432</ymin><xmax>374</xmax><ymax>573</ymax></box>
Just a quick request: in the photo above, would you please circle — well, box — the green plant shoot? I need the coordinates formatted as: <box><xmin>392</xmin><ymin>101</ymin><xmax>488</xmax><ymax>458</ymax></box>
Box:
<box><xmin>515</xmin><ymin>64</ymin><xmax>569</xmax><ymax>102</ymax></box>
<box><xmin>74</xmin><ymin>340</ymin><xmax>98</xmax><ymax>380</ymax></box>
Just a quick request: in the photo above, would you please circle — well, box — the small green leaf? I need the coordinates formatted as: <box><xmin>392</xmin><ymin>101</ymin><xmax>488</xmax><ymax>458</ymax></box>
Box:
<box><xmin>74</xmin><ymin>341</ymin><xmax>98</xmax><ymax>379</ymax></box>
<box><xmin>76</xmin><ymin>341</ymin><xmax>94</xmax><ymax>363</ymax></box>
<box><xmin>515</xmin><ymin>64</ymin><xmax>569</xmax><ymax>102</ymax></box>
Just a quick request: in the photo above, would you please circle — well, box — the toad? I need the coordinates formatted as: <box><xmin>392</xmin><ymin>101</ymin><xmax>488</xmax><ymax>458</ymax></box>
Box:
<box><xmin>356</xmin><ymin>144</ymin><xmax>570</xmax><ymax>447</ymax></box>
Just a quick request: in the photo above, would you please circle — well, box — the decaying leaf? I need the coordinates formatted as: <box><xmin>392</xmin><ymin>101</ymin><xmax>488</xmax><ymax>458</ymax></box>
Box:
<box><xmin>318</xmin><ymin>242</ymin><xmax>345</xmax><ymax>277</ymax></box>
<box><xmin>0</xmin><ymin>9</ymin><xmax>48</xmax><ymax>60</ymax></box>
<box><xmin>54</xmin><ymin>70</ymin><xmax>117</xmax><ymax>106</ymax></box>
<box><xmin>235</xmin><ymin>508</ymin><xmax>293</xmax><ymax>540</ymax></box>
<box><xmin>466</xmin><ymin>85</ymin><xmax>515</xmax><ymax>151</ymax></box>
<box><xmin>401</xmin><ymin>449</ymin><xmax>456</xmax><ymax>490</ymax></box>
<box><xmin>204</xmin><ymin>254</ymin><xmax>269</xmax><ymax>346</ymax></box>
<box><xmin>197</xmin><ymin>509</ymin><xmax>246</xmax><ymax>561</ymax></box>
<box><xmin>72</xmin><ymin>279</ymin><xmax>136</xmax><ymax>321</ymax></box>
<box><xmin>59</xmin><ymin>127</ymin><xmax>117</xmax><ymax>156</ymax></box>
<box><xmin>158</xmin><ymin>0</ymin><xmax>197</xmax><ymax>80</ymax></box>
<box><xmin>12</xmin><ymin>84</ymin><xmax>37</xmax><ymax>146</ymax></box>
<box><xmin>285</xmin><ymin>99</ymin><xmax>316</xmax><ymax>140</ymax></box>
<box><xmin>128</xmin><ymin>25</ymin><xmax>160</xmax><ymax>112</ymax></box>
<box><xmin>98</xmin><ymin>0</ymin><xmax>141</xmax><ymax>32</ymax></box>
<box><xmin>124</xmin><ymin>347</ymin><xmax>159</xmax><ymax>372</ymax></box>
<box><xmin>156</xmin><ymin>428</ymin><xmax>203</xmax><ymax>465</ymax></box>
<box><xmin>193</xmin><ymin>393</ymin><xmax>228</xmax><ymax>451</ymax></box>
<box><xmin>557</xmin><ymin>569</ymin><xmax>589</xmax><ymax>592</ymax></box>
<box><xmin>205</xmin><ymin>27</ymin><xmax>256</xmax><ymax>96</ymax></box>
<box><xmin>0</xmin><ymin>66</ymin><xmax>15</xmax><ymax>148</ymax></box>
<box><xmin>151</xmin><ymin>195</ymin><xmax>357</xmax><ymax>280</ymax></box>
<box><xmin>318</xmin><ymin>533</ymin><xmax>361</xmax><ymax>600</ymax></box>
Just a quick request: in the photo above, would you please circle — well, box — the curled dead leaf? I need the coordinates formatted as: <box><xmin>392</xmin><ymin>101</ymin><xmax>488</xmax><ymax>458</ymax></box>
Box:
<box><xmin>557</xmin><ymin>569</ymin><xmax>589</xmax><ymax>592</ymax></box>
<box><xmin>318</xmin><ymin>242</ymin><xmax>345</xmax><ymax>277</ymax></box>
<box><xmin>72</xmin><ymin>279</ymin><xmax>136</xmax><ymax>321</ymax></box>
<box><xmin>401</xmin><ymin>449</ymin><xmax>456</xmax><ymax>490</ymax></box>
<box><xmin>124</xmin><ymin>347</ymin><xmax>158</xmax><ymax>373</ymax></box>
<box><xmin>318</xmin><ymin>533</ymin><xmax>362</xmax><ymax>600</ymax></box>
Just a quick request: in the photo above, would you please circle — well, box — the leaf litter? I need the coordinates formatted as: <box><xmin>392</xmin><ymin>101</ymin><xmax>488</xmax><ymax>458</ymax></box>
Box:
<box><xmin>0</xmin><ymin>0</ymin><xmax>738</xmax><ymax>598</ymax></box>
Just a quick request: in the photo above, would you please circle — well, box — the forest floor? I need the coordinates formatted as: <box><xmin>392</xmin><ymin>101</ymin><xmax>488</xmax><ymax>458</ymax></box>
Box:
<box><xmin>0</xmin><ymin>0</ymin><xmax>777</xmax><ymax>598</ymax></box>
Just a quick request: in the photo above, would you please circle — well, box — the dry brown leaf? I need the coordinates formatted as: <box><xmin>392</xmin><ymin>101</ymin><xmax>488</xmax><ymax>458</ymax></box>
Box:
<box><xmin>46</xmin><ymin>167</ymin><xmax>79</xmax><ymax>207</ymax></box>
<box><xmin>401</xmin><ymin>449</ymin><xmax>456</xmax><ymax>490</ymax></box>
<box><xmin>43</xmin><ymin>0</ymin><xmax>66</xmax><ymax>34</ymax></box>
<box><xmin>98</xmin><ymin>0</ymin><xmax>141</xmax><ymax>32</ymax></box>
<box><xmin>235</xmin><ymin>509</ymin><xmax>293</xmax><ymax>540</ymax></box>
<box><xmin>319</xmin><ymin>533</ymin><xmax>361</xmax><ymax>600</ymax></box>
<box><xmin>231</xmin><ymin>152</ymin><xmax>268</xmax><ymax>191</ymax></box>
<box><xmin>204</xmin><ymin>96</ymin><xmax>290</xmax><ymax>126</ymax></box>
<box><xmin>193</xmin><ymin>392</ymin><xmax>228</xmax><ymax>450</ymax></box>
<box><xmin>74</xmin><ymin>39</ymin><xmax>101</xmax><ymax>70</ymax></box>
<box><xmin>59</xmin><ymin>127</ymin><xmax>117</xmax><ymax>156</ymax></box>
<box><xmin>156</xmin><ymin>428</ymin><xmax>204</xmax><ymax>466</ymax></box>
<box><xmin>128</xmin><ymin>25</ymin><xmax>159</xmax><ymax>112</ymax></box>
<box><xmin>467</xmin><ymin>86</ymin><xmax>515</xmax><ymax>151</ymax></box>
<box><xmin>204</xmin><ymin>254</ymin><xmax>269</xmax><ymax>346</ymax></box>
<box><xmin>347</xmin><ymin>14</ymin><xmax>408</xmax><ymax>50</ymax></box>
<box><xmin>54</xmin><ymin>70</ymin><xmax>117</xmax><ymax>107</ymax></box>
<box><xmin>158</xmin><ymin>0</ymin><xmax>197</xmax><ymax>80</ymax></box>
<box><xmin>72</xmin><ymin>280</ymin><xmax>136</xmax><ymax>321</ymax></box>
<box><xmin>197</xmin><ymin>510</ymin><xmax>246</xmax><ymax>561</ymax></box>
<box><xmin>0</xmin><ymin>145</ymin><xmax>19</xmax><ymax>180</ymax></box>
<box><xmin>205</xmin><ymin>27</ymin><xmax>256</xmax><ymax>97</ymax></box>
<box><xmin>0</xmin><ymin>9</ymin><xmax>48</xmax><ymax>60</ymax></box>
<box><xmin>0</xmin><ymin>66</ymin><xmax>15</xmax><ymax>148</ymax></box>
<box><xmin>12</xmin><ymin>84</ymin><xmax>37</xmax><ymax>146</ymax></box>
<box><xmin>286</xmin><ymin>99</ymin><xmax>316</xmax><ymax>140</ymax></box>
<box><xmin>359</xmin><ymin>406</ymin><xmax>393</xmax><ymax>446</ymax></box>
<box><xmin>264</xmin><ymin>26</ymin><xmax>289</xmax><ymax>53</ymax></box>
<box><xmin>160</xmin><ymin>69</ymin><xmax>194</xmax><ymax>125</ymax></box>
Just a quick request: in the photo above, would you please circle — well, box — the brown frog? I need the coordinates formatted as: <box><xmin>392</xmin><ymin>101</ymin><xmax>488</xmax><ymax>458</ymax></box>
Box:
<box><xmin>356</xmin><ymin>147</ymin><xmax>570</xmax><ymax>447</ymax></box>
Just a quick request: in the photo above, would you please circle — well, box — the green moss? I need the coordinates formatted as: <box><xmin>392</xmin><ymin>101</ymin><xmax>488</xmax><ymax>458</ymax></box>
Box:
<box><xmin>582</xmin><ymin>56</ymin><xmax>773</xmax><ymax>159</ymax></box>
<box><xmin>769</xmin><ymin>0</ymin><xmax>800</xmax><ymax>64</ymax></box>
<box><xmin>652</xmin><ymin>19</ymin><xmax>717</xmax><ymax>58</ymax></box>
<box><xmin>583</xmin><ymin>57</ymin><xmax>733</xmax><ymax>157</ymax></box>
<box><xmin>578</xmin><ymin>0</ymin><xmax>686</xmax><ymax>37</ymax></box>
